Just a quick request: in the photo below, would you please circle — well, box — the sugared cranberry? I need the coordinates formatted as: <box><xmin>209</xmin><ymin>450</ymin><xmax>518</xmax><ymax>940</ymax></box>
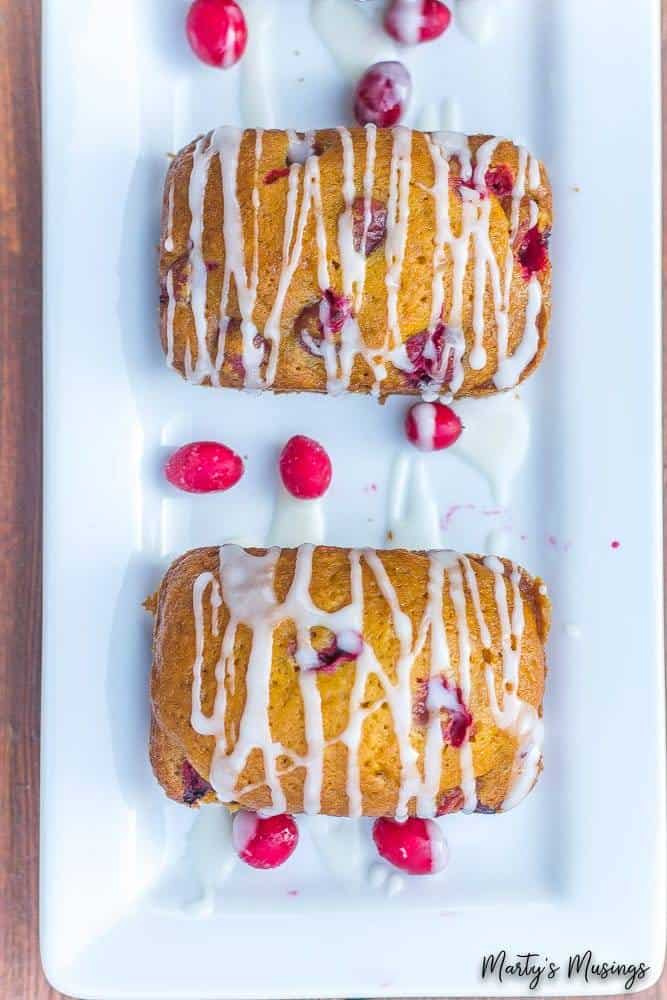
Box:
<box><xmin>279</xmin><ymin>435</ymin><xmax>332</xmax><ymax>500</ymax></box>
<box><xmin>314</xmin><ymin>630</ymin><xmax>363</xmax><ymax>673</ymax></box>
<box><xmin>405</xmin><ymin>323</ymin><xmax>457</xmax><ymax>388</ymax></box>
<box><xmin>354</xmin><ymin>61</ymin><xmax>411</xmax><ymax>128</ymax></box>
<box><xmin>232</xmin><ymin>811</ymin><xmax>299</xmax><ymax>870</ymax></box>
<box><xmin>186</xmin><ymin>0</ymin><xmax>247</xmax><ymax>68</ymax></box>
<box><xmin>165</xmin><ymin>441</ymin><xmax>244</xmax><ymax>494</ymax></box>
<box><xmin>264</xmin><ymin>167</ymin><xmax>290</xmax><ymax>184</ymax></box>
<box><xmin>372</xmin><ymin>817</ymin><xmax>449</xmax><ymax>875</ymax></box>
<box><xmin>436</xmin><ymin>787</ymin><xmax>464</xmax><ymax>816</ymax></box>
<box><xmin>352</xmin><ymin>197</ymin><xmax>388</xmax><ymax>256</ymax></box>
<box><xmin>405</xmin><ymin>401</ymin><xmax>462</xmax><ymax>451</ymax></box>
<box><xmin>485</xmin><ymin>164</ymin><xmax>514</xmax><ymax>198</ymax></box>
<box><xmin>384</xmin><ymin>0</ymin><xmax>452</xmax><ymax>44</ymax></box>
<box><xmin>182</xmin><ymin>760</ymin><xmax>212</xmax><ymax>805</ymax></box>
<box><xmin>516</xmin><ymin>225</ymin><xmax>550</xmax><ymax>279</ymax></box>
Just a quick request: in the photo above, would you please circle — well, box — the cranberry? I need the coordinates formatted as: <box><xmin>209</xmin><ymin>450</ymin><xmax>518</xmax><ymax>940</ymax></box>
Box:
<box><xmin>405</xmin><ymin>401</ymin><xmax>462</xmax><ymax>452</ymax></box>
<box><xmin>485</xmin><ymin>164</ymin><xmax>514</xmax><ymax>198</ymax></box>
<box><xmin>384</xmin><ymin>0</ymin><xmax>452</xmax><ymax>44</ymax></box>
<box><xmin>182</xmin><ymin>760</ymin><xmax>212</xmax><ymax>805</ymax></box>
<box><xmin>314</xmin><ymin>630</ymin><xmax>363</xmax><ymax>673</ymax></box>
<box><xmin>279</xmin><ymin>435</ymin><xmax>333</xmax><ymax>500</ymax></box>
<box><xmin>449</xmin><ymin>174</ymin><xmax>478</xmax><ymax>197</ymax></box>
<box><xmin>372</xmin><ymin>817</ymin><xmax>448</xmax><ymax>875</ymax></box>
<box><xmin>443</xmin><ymin>698</ymin><xmax>473</xmax><ymax>748</ymax></box>
<box><xmin>320</xmin><ymin>288</ymin><xmax>352</xmax><ymax>334</ymax></box>
<box><xmin>432</xmin><ymin>679</ymin><xmax>473</xmax><ymax>747</ymax></box>
<box><xmin>352</xmin><ymin>197</ymin><xmax>388</xmax><ymax>256</ymax></box>
<box><xmin>232</xmin><ymin>811</ymin><xmax>299</xmax><ymax>870</ymax></box>
<box><xmin>516</xmin><ymin>225</ymin><xmax>550</xmax><ymax>278</ymax></box>
<box><xmin>165</xmin><ymin>441</ymin><xmax>244</xmax><ymax>494</ymax></box>
<box><xmin>264</xmin><ymin>167</ymin><xmax>291</xmax><ymax>184</ymax></box>
<box><xmin>436</xmin><ymin>788</ymin><xmax>464</xmax><ymax>816</ymax></box>
<box><xmin>186</xmin><ymin>0</ymin><xmax>247</xmax><ymax>69</ymax></box>
<box><xmin>413</xmin><ymin>677</ymin><xmax>472</xmax><ymax>748</ymax></box>
<box><xmin>405</xmin><ymin>323</ymin><xmax>456</xmax><ymax>388</ymax></box>
<box><xmin>354</xmin><ymin>61</ymin><xmax>411</xmax><ymax>127</ymax></box>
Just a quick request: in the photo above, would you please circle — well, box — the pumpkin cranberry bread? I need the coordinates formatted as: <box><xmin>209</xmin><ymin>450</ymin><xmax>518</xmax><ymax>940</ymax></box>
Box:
<box><xmin>149</xmin><ymin>544</ymin><xmax>550</xmax><ymax>817</ymax></box>
<box><xmin>159</xmin><ymin>126</ymin><xmax>551</xmax><ymax>398</ymax></box>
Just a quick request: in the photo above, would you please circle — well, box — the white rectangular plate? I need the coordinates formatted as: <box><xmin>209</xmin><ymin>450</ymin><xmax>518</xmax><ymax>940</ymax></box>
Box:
<box><xmin>41</xmin><ymin>1</ymin><xmax>664</xmax><ymax>997</ymax></box>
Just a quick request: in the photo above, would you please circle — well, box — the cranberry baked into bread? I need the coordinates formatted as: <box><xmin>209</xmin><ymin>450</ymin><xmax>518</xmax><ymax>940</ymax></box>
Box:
<box><xmin>149</xmin><ymin>544</ymin><xmax>550</xmax><ymax>818</ymax></box>
<box><xmin>159</xmin><ymin>126</ymin><xmax>552</xmax><ymax>398</ymax></box>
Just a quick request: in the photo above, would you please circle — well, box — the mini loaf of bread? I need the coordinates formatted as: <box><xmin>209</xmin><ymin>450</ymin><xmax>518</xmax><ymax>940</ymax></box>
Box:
<box><xmin>159</xmin><ymin>127</ymin><xmax>551</xmax><ymax>399</ymax></box>
<box><xmin>149</xmin><ymin>544</ymin><xmax>550</xmax><ymax>818</ymax></box>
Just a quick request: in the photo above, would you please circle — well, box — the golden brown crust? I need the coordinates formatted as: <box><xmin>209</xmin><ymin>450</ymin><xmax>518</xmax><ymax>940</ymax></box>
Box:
<box><xmin>149</xmin><ymin>545</ymin><xmax>550</xmax><ymax>817</ymax></box>
<box><xmin>159</xmin><ymin>128</ymin><xmax>552</xmax><ymax>398</ymax></box>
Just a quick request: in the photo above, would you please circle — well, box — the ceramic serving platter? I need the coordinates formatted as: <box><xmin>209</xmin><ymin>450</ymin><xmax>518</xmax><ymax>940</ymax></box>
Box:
<box><xmin>41</xmin><ymin>0</ymin><xmax>664</xmax><ymax>996</ymax></box>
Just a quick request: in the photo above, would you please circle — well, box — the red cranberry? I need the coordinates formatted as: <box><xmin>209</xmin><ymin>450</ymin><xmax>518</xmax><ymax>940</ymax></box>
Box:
<box><xmin>485</xmin><ymin>164</ymin><xmax>514</xmax><ymax>198</ymax></box>
<box><xmin>449</xmin><ymin>175</ymin><xmax>478</xmax><ymax>197</ymax></box>
<box><xmin>372</xmin><ymin>817</ymin><xmax>448</xmax><ymax>875</ymax></box>
<box><xmin>352</xmin><ymin>197</ymin><xmax>388</xmax><ymax>256</ymax></box>
<box><xmin>436</xmin><ymin>787</ymin><xmax>465</xmax><ymax>816</ymax></box>
<box><xmin>320</xmin><ymin>288</ymin><xmax>352</xmax><ymax>334</ymax></box>
<box><xmin>182</xmin><ymin>761</ymin><xmax>212</xmax><ymax>805</ymax></box>
<box><xmin>186</xmin><ymin>0</ymin><xmax>247</xmax><ymax>68</ymax></box>
<box><xmin>516</xmin><ymin>225</ymin><xmax>550</xmax><ymax>279</ymax></box>
<box><xmin>314</xmin><ymin>630</ymin><xmax>363</xmax><ymax>673</ymax></box>
<box><xmin>384</xmin><ymin>0</ymin><xmax>451</xmax><ymax>44</ymax></box>
<box><xmin>405</xmin><ymin>323</ymin><xmax>456</xmax><ymax>388</ymax></box>
<box><xmin>232</xmin><ymin>811</ymin><xmax>299</xmax><ymax>870</ymax></box>
<box><xmin>165</xmin><ymin>441</ymin><xmax>244</xmax><ymax>494</ymax></box>
<box><xmin>405</xmin><ymin>401</ymin><xmax>462</xmax><ymax>452</ymax></box>
<box><xmin>443</xmin><ymin>698</ymin><xmax>473</xmax><ymax>748</ymax></box>
<box><xmin>430</xmin><ymin>679</ymin><xmax>473</xmax><ymax>748</ymax></box>
<box><xmin>264</xmin><ymin>167</ymin><xmax>291</xmax><ymax>184</ymax></box>
<box><xmin>279</xmin><ymin>435</ymin><xmax>332</xmax><ymax>500</ymax></box>
<box><xmin>413</xmin><ymin>677</ymin><xmax>472</xmax><ymax>747</ymax></box>
<box><xmin>354</xmin><ymin>61</ymin><xmax>411</xmax><ymax>127</ymax></box>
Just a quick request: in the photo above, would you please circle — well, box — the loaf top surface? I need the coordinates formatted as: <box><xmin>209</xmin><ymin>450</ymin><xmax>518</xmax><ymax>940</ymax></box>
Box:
<box><xmin>150</xmin><ymin>544</ymin><xmax>550</xmax><ymax>818</ymax></box>
<box><xmin>160</xmin><ymin>126</ymin><xmax>552</xmax><ymax>399</ymax></box>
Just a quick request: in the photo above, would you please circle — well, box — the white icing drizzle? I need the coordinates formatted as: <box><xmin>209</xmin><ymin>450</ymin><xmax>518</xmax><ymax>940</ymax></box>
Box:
<box><xmin>185</xmin><ymin>136</ymin><xmax>216</xmax><ymax>383</ymax></box>
<box><xmin>456</xmin><ymin>0</ymin><xmax>499</xmax><ymax>45</ymax></box>
<box><xmin>216</xmin><ymin>127</ymin><xmax>264</xmax><ymax>387</ymax></box>
<box><xmin>164</xmin><ymin>180</ymin><xmax>175</xmax><ymax>252</ymax></box>
<box><xmin>188</xmin><ymin>545</ymin><xmax>543</xmax><ymax>819</ymax></box>
<box><xmin>176</xmin><ymin>127</ymin><xmax>545</xmax><ymax>394</ymax></box>
<box><xmin>384</xmin><ymin>127</ymin><xmax>413</xmax><ymax>350</ymax></box>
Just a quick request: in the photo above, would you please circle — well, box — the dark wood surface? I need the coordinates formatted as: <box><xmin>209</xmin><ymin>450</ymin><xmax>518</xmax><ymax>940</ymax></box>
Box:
<box><xmin>0</xmin><ymin>1</ymin><xmax>664</xmax><ymax>998</ymax></box>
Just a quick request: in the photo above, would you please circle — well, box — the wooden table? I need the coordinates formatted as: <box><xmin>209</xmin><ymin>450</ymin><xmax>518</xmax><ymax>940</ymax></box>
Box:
<box><xmin>0</xmin><ymin>2</ymin><xmax>664</xmax><ymax>997</ymax></box>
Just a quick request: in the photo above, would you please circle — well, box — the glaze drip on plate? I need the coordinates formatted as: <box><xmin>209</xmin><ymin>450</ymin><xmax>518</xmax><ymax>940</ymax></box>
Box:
<box><xmin>188</xmin><ymin>544</ymin><xmax>546</xmax><ymax>818</ymax></box>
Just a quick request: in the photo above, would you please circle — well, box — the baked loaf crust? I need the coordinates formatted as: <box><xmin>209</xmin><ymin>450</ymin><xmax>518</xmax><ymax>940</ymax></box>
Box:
<box><xmin>149</xmin><ymin>544</ymin><xmax>550</xmax><ymax>818</ymax></box>
<box><xmin>159</xmin><ymin>127</ymin><xmax>551</xmax><ymax>399</ymax></box>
